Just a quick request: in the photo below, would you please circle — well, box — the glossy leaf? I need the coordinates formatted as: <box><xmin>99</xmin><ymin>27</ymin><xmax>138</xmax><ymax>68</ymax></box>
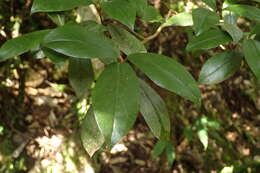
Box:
<box><xmin>128</xmin><ymin>53</ymin><xmax>201</xmax><ymax>103</ymax></box>
<box><xmin>226</xmin><ymin>5</ymin><xmax>260</xmax><ymax>22</ymax></box>
<box><xmin>0</xmin><ymin>30</ymin><xmax>50</xmax><ymax>62</ymax></box>
<box><xmin>42</xmin><ymin>25</ymin><xmax>119</xmax><ymax>61</ymax></box>
<box><xmin>69</xmin><ymin>58</ymin><xmax>94</xmax><ymax>98</ymax></box>
<box><xmin>199</xmin><ymin>51</ymin><xmax>242</xmax><ymax>84</ymax></box>
<box><xmin>186</xmin><ymin>29</ymin><xmax>232</xmax><ymax>51</ymax></box>
<box><xmin>192</xmin><ymin>8</ymin><xmax>219</xmax><ymax>35</ymax></box>
<box><xmin>31</xmin><ymin>0</ymin><xmax>91</xmax><ymax>13</ymax></box>
<box><xmin>107</xmin><ymin>24</ymin><xmax>146</xmax><ymax>55</ymax></box>
<box><xmin>139</xmin><ymin>80</ymin><xmax>170</xmax><ymax>140</ymax></box>
<box><xmin>81</xmin><ymin>108</ymin><xmax>104</xmax><ymax>157</ymax></box>
<box><xmin>162</xmin><ymin>13</ymin><xmax>193</xmax><ymax>27</ymax></box>
<box><xmin>101</xmin><ymin>0</ymin><xmax>136</xmax><ymax>29</ymax></box>
<box><xmin>202</xmin><ymin>0</ymin><xmax>217</xmax><ymax>10</ymax></box>
<box><xmin>221</xmin><ymin>23</ymin><xmax>243</xmax><ymax>43</ymax></box>
<box><xmin>243</xmin><ymin>40</ymin><xmax>260</xmax><ymax>79</ymax></box>
<box><xmin>92</xmin><ymin>63</ymin><xmax>140</xmax><ymax>146</ymax></box>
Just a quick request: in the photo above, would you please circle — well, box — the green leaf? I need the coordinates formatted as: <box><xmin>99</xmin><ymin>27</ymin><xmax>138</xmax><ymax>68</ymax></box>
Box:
<box><xmin>132</xmin><ymin>0</ymin><xmax>148</xmax><ymax>17</ymax></box>
<box><xmin>139</xmin><ymin>80</ymin><xmax>170</xmax><ymax>140</ymax></box>
<box><xmin>142</xmin><ymin>6</ymin><xmax>163</xmax><ymax>23</ymax></box>
<box><xmin>226</xmin><ymin>5</ymin><xmax>260</xmax><ymax>22</ymax></box>
<box><xmin>81</xmin><ymin>107</ymin><xmax>104</xmax><ymax>157</ymax></box>
<box><xmin>199</xmin><ymin>51</ymin><xmax>242</xmax><ymax>84</ymax></box>
<box><xmin>47</xmin><ymin>13</ymin><xmax>65</xmax><ymax>26</ymax></box>
<box><xmin>42</xmin><ymin>25</ymin><xmax>119</xmax><ymax>61</ymax></box>
<box><xmin>101</xmin><ymin>0</ymin><xmax>136</xmax><ymax>29</ymax></box>
<box><xmin>82</xmin><ymin>21</ymin><xmax>107</xmax><ymax>33</ymax></box>
<box><xmin>152</xmin><ymin>140</ymin><xmax>167</xmax><ymax>159</ymax></box>
<box><xmin>186</xmin><ymin>29</ymin><xmax>232</xmax><ymax>51</ymax></box>
<box><xmin>31</xmin><ymin>0</ymin><xmax>92</xmax><ymax>13</ymax></box>
<box><xmin>221</xmin><ymin>23</ymin><xmax>243</xmax><ymax>43</ymax></box>
<box><xmin>42</xmin><ymin>47</ymin><xmax>68</xmax><ymax>64</ymax></box>
<box><xmin>243</xmin><ymin>39</ymin><xmax>260</xmax><ymax>79</ymax></box>
<box><xmin>0</xmin><ymin>30</ymin><xmax>50</xmax><ymax>62</ymax></box>
<box><xmin>107</xmin><ymin>24</ymin><xmax>146</xmax><ymax>55</ymax></box>
<box><xmin>69</xmin><ymin>58</ymin><xmax>94</xmax><ymax>98</ymax></box>
<box><xmin>197</xmin><ymin>129</ymin><xmax>208</xmax><ymax>150</ymax></box>
<box><xmin>128</xmin><ymin>53</ymin><xmax>201</xmax><ymax>103</ymax></box>
<box><xmin>192</xmin><ymin>8</ymin><xmax>219</xmax><ymax>35</ymax></box>
<box><xmin>202</xmin><ymin>0</ymin><xmax>217</xmax><ymax>10</ymax></box>
<box><xmin>251</xmin><ymin>24</ymin><xmax>260</xmax><ymax>41</ymax></box>
<box><xmin>92</xmin><ymin>63</ymin><xmax>140</xmax><ymax>147</ymax></box>
<box><xmin>222</xmin><ymin>11</ymin><xmax>238</xmax><ymax>25</ymax></box>
<box><xmin>162</xmin><ymin>13</ymin><xmax>193</xmax><ymax>27</ymax></box>
<box><xmin>165</xmin><ymin>142</ymin><xmax>176</xmax><ymax>167</ymax></box>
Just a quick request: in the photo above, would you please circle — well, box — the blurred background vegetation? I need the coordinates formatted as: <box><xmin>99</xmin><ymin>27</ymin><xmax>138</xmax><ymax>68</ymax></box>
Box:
<box><xmin>0</xmin><ymin>0</ymin><xmax>260</xmax><ymax>172</ymax></box>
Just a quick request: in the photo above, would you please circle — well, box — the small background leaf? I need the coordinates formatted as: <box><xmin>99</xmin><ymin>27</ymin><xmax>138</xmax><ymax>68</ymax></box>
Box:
<box><xmin>139</xmin><ymin>79</ymin><xmax>170</xmax><ymax>140</ymax></box>
<box><xmin>199</xmin><ymin>51</ymin><xmax>242</xmax><ymax>84</ymax></box>
<box><xmin>31</xmin><ymin>0</ymin><xmax>92</xmax><ymax>13</ymax></box>
<box><xmin>226</xmin><ymin>5</ymin><xmax>260</xmax><ymax>22</ymax></box>
<box><xmin>186</xmin><ymin>29</ymin><xmax>232</xmax><ymax>51</ymax></box>
<box><xmin>221</xmin><ymin>23</ymin><xmax>243</xmax><ymax>43</ymax></box>
<box><xmin>81</xmin><ymin>107</ymin><xmax>104</xmax><ymax>157</ymax></box>
<box><xmin>243</xmin><ymin>39</ymin><xmax>260</xmax><ymax>79</ymax></box>
<box><xmin>69</xmin><ymin>58</ymin><xmax>94</xmax><ymax>98</ymax></box>
<box><xmin>162</xmin><ymin>13</ymin><xmax>193</xmax><ymax>27</ymax></box>
<box><xmin>107</xmin><ymin>24</ymin><xmax>146</xmax><ymax>55</ymax></box>
<box><xmin>192</xmin><ymin>8</ymin><xmax>219</xmax><ymax>35</ymax></box>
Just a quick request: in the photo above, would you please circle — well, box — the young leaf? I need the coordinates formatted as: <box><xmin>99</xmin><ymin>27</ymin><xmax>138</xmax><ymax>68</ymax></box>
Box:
<box><xmin>226</xmin><ymin>5</ymin><xmax>260</xmax><ymax>22</ymax></box>
<box><xmin>81</xmin><ymin>107</ymin><xmax>104</xmax><ymax>157</ymax></box>
<box><xmin>139</xmin><ymin>79</ymin><xmax>170</xmax><ymax>140</ymax></box>
<box><xmin>69</xmin><ymin>58</ymin><xmax>94</xmax><ymax>98</ymax></box>
<box><xmin>197</xmin><ymin>129</ymin><xmax>208</xmax><ymax>150</ymax></box>
<box><xmin>221</xmin><ymin>23</ymin><xmax>243</xmax><ymax>43</ymax></box>
<box><xmin>199</xmin><ymin>51</ymin><xmax>242</xmax><ymax>84</ymax></box>
<box><xmin>243</xmin><ymin>40</ymin><xmax>260</xmax><ymax>79</ymax></box>
<box><xmin>31</xmin><ymin>0</ymin><xmax>92</xmax><ymax>13</ymax></box>
<box><xmin>192</xmin><ymin>8</ymin><xmax>219</xmax><ymax>35</ymax></box>
<box><xmin>0</xmin><ymin>30</ymin><xmax>50</xmax><ymax>62</ymax></box>
<box><xmin>92</xmin><ymin>63</ymin><xmax>140</xmax><ymax>147</ymax></box>
<box><xmin>128</xmin><ymin>53</ymin><xmax>201</xmax><ymax>103</ymax></box>
<box><xmin>42</xmin><ymin>25</ymin><xmax>119</xmax><ymax>61</ymax></box>
<box><xmin>202</xmin><ymin>0</ymin><xmax>217</xmax><ymax>10</ymax></box>
<box><xmin>186</xmin><ymin>29</ymin><xmax>232</xmax><ymax>51</ymax></box>
<box><xmin>107</xmin><ymin>24</ymin><xmax>146</xmax><ymax>55</ymax></box>
<box><xmin>101</xmin><ymin>0</ymin><xmax>136</xmax><ymax>29</ymax></box>
<box><xmin>162</xmin><ymin>13</ymin><xmax>193</xmax><ymax>27</ymax></box>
